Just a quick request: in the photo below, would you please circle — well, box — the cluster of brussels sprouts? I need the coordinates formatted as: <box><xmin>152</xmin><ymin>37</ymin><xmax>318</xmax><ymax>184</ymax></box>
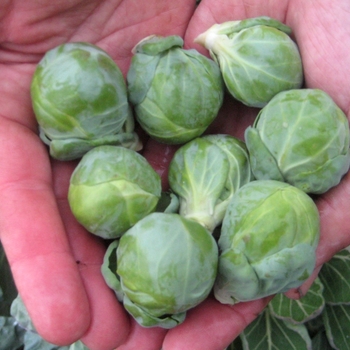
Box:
<box><xmin>30</xmin><ymin>16</ymin><xmax>350</xmax><ymax>329</ymax></box>
<box><xmin>30</xmin><ymin>35</ymin><xmax>225</xmax><ymax>160</ymax></box>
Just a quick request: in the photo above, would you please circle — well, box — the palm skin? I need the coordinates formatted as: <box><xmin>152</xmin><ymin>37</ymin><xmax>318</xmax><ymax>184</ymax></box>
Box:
<box><xmin>0</xmin><ymin>0</ymin><xmax>349</xmax><ymax>350</ymax></box>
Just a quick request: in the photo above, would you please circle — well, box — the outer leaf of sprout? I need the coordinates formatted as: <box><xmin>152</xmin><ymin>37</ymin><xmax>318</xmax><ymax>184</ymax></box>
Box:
<box><xmin>68</xmin><ymin>146</ymin><xmax>161</xmax><ymax>239</ymax></box>
<box><xmin>215</xmin><ymin>180</ymin><xmax>320</xmax><ymax>304</ymax></box>
<box><xmin>155</xmin><ymin>192</ymin><xmax>180</xmax><ymax>214</ymax></box>
<box><xmin>196</xmin><ymin>17</ymin><xmax>292</xmax><ymax>41</ymax></box>
<box><xmin>123</xmin><ymin>294</ymin><xmax>186</xmax><ymax>329</ymax></box>
<box><xmin>244</xmin><ymin>127</ymin><xmax>284</xmax><ymax>181</ymax></box>
<box><xmin>131</xmin><ymin>34</ymin><xmax>184</xmax><ymax>55</ymax></box>
<box><xmin>101</xmin><ymin>240</ymin><xmax>124</xmax><ymax>301</ymax></box>
<box><xmin>203</xmin><ymin>134</ymin><xmax>253</xmax><ymax>222</ymax></box>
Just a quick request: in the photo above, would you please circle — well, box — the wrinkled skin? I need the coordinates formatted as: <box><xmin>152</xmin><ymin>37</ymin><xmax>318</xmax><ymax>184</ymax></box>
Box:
<box><xmin>0</xmin><ymin>1</ymin><xmax>349</xmax><ymax>349</ymax></box>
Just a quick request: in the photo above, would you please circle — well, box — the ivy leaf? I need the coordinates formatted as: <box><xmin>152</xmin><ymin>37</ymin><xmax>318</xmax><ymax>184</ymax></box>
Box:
<box><xmin>319</xmin><ymin>249</ymin><xmax>350</xmax><ymax>304</ymax></box>
<box><xmin>268</xmin><ymin>277</ymin><xmax>325</xmax><ymax>324</ymax></box>
<box><xmin>240</xmin><ymin>308</ymin><xmax>312</xmax><ymax>350</ymax></box>
<box><xmin>323</xmin><ymin>303</ymin><xmax>350</xmax><ymax>349</ymax></box>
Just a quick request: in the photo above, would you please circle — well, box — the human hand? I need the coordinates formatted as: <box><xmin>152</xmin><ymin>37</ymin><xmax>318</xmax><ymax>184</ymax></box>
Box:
<box><xmin>0</xmin><ymin>1</ymin><xmax>195</xmax><ymax>349</ymax></box>
<box><xmin>1</xmin><ymin>1</ymin><xmax>350</xmax><ymax>350</ymax></box>
<box><xmin>157</xmin><ymin>1</ymin><xmax>350</xmax><ymax>349</ymax></box>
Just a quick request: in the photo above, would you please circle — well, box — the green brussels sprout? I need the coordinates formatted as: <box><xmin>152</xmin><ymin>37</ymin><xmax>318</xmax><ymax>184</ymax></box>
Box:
<box><xmin>31</xmin><ymin>42</ymin><xmax>140</xmax><ymax>160</ymax></box>
<box><xmin>127</xmin><ymin>35</ymin><xmax>224</xmax><ymax>144</ymax></box>
<box><xmin>245</xmin><ymin>89</ymin><xmax>350</xmax><ymax>194</ymax></box>
<box><xmin>215</xmin><ymin>180</ymin><xmax>320</xmax><ymax>304</ymax></box>
<box><xmin>101</xmin><ymin>212</ymin><xmax>218</xmax><ymax>328</ymax></box>
<box><xmin>195</xmin><ymin>16</ymin><xmax>303</xmax><ymax>107</ymax></box>
<box><xmin>168</xmin><ymin>135</ymin><xmax>252</xmax><ymax>232</ymax></box>
<box><xmin>68</xmin><ymin>145</ymin><xmax>161</xmax><ymax>239</ymax></box>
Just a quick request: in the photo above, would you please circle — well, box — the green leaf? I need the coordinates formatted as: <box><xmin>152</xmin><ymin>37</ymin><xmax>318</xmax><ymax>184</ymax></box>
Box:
<box><xmin>319</xmin><ymin>249</ymin><xmax>350</xmax><ymax>304</ymax></box>
<box><xmin>23</xmin><ymin>332</ymin><xmax>88</xmax><ymax>350</ymax></box>
<box><xmin>269</xmin><ymin>277</ymin><xmax>325</xmax><ymax>324</ymax></box>
<box><xmin>68</xmin><ymin>341</ymin><xmax>90</xmax><ymax>350</ymax></box>
<box><xmin>240</xmin><ymin>308</ymin><xmax>312</xmax><ymax>350</ymax></box>
<box><xmin>9</xmin><ymin>294</ymin><xmax>88</xmax><ymax>349</ymax></box>
<box><xmin>305</xmin><ymin>314</ymin><xmax>325</xmax><ymax>336</ymax></box>
<box><xmin>311</xmin><ymin>330</ymin><xmax>333</xmax><ymax>350</ymax></box>
<box><xmin>323</xmin><ymin>303</ymin><xmax>350</xmax><ymax>349</ymax></box>
<box><xmin>22</xmin><ymin>330</ymin><xmax>69</xmax><ymax>350</ymax></box>
<box><xmin>11</xmin><ymin>294</ymin><xmax>36</xmax><ymax>332</ymax></box>
<box><xmin>0</xmin><ymin>316</ymin><xmax>25</xmax><ymax>350</ymax></box>
<box><xmin>226</xmin><ymin>336</ymin><xmax>243</xmax><ymax>350</ymax></box>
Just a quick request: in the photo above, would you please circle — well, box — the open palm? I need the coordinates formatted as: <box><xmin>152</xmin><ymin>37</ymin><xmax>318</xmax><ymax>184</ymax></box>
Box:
<box><xmin>0</xmin><ymin>0</ymin><xmax>349</xmax><ymax>350</ymax></box>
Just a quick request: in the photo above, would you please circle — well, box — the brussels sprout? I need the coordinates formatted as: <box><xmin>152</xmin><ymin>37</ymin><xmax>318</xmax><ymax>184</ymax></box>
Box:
<box><xmin>101</xmin><ymin>212</ymin><xmax>218</xmax><ymax>328</ymax></box>
<box><xmin>245</xmin><ymin>89</ymin><xmax>350</xmax><ymax>194</ymax></box>
<box><xmin>214</xmin><ymin>180</ymin><xmax>320</xmax><ymax>305</ymax></box>
<box><xmin>195</xmin><ymin>16</ymin><xmax>303</xmax><ymax>107</ymax></box>
<box><xmin>31</xmin><ymin>42</ymin><xmax>140</xmax><ymax>160</ymax></box>
<box><xmin>68</xmin><ymin>145</ymin><xmax>161</xmax><ymax>239</ymax></box>
<box><xmin>127</xmin><ymin>35</ymin><xmax>224</xmax><ymax>144</ymax></box>
<box><xmin>168</xmin><ymin>135</ymin><xmax>252</xmax><ymax>232</ymax></box>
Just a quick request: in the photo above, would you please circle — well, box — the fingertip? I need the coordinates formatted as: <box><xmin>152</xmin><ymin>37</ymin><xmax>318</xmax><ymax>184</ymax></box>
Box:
<box><xmin>284</xmin><ymin>265</ymin><xmax>322</xmax><ymax>300</ymax></box>
<box><xmin>12</xmin><ymin>254</ymin><xmax>91</xmax><ymax>346</ymax></box>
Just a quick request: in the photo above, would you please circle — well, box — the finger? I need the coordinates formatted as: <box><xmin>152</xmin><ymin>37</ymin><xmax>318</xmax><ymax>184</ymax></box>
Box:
<box><xmin>52</xmin><ymin>159</ymin><xmax>131</xmax><ymax>349</ymax></box>
<box><xmin>56</xmin><ymin>198</ymin><xmax>131</xmax><ymax>349</ymax></box>
<box><xmin>79</xmin><ymin>263</ymin><xmax>130</xmax><ymax>350</ymax></box>
<box><xmin>0</xmin><ymin>119</ymin><xmax>90</xmax><ymax>345</ymax></box>
<box><xmin>163</xmin><ymin>296</ymin><xmax>271</xmax><ymax>350</ymax></box>
<box><xmin>284</xmin><ymin>265</ymin><xmax>322</xmax><ymax>300</ymax></box>
<box><xmin>284</xmin><ymin>171</ymin><xmax>350</xmax><ymax>299</ymax></box>
<box><xmin>288</xmin><ymin>0</ymin><xmax>350</xmax><ymax>112</ymax></box>
<box><xmin>116</xmin><ymin>319</ymin><xmax>167</xmax><ymax>350</ymax></box>
<box><xmin>314</xmin><ymin>171</ymin><xmax>350</xmax><ymax>265</ymax></box>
